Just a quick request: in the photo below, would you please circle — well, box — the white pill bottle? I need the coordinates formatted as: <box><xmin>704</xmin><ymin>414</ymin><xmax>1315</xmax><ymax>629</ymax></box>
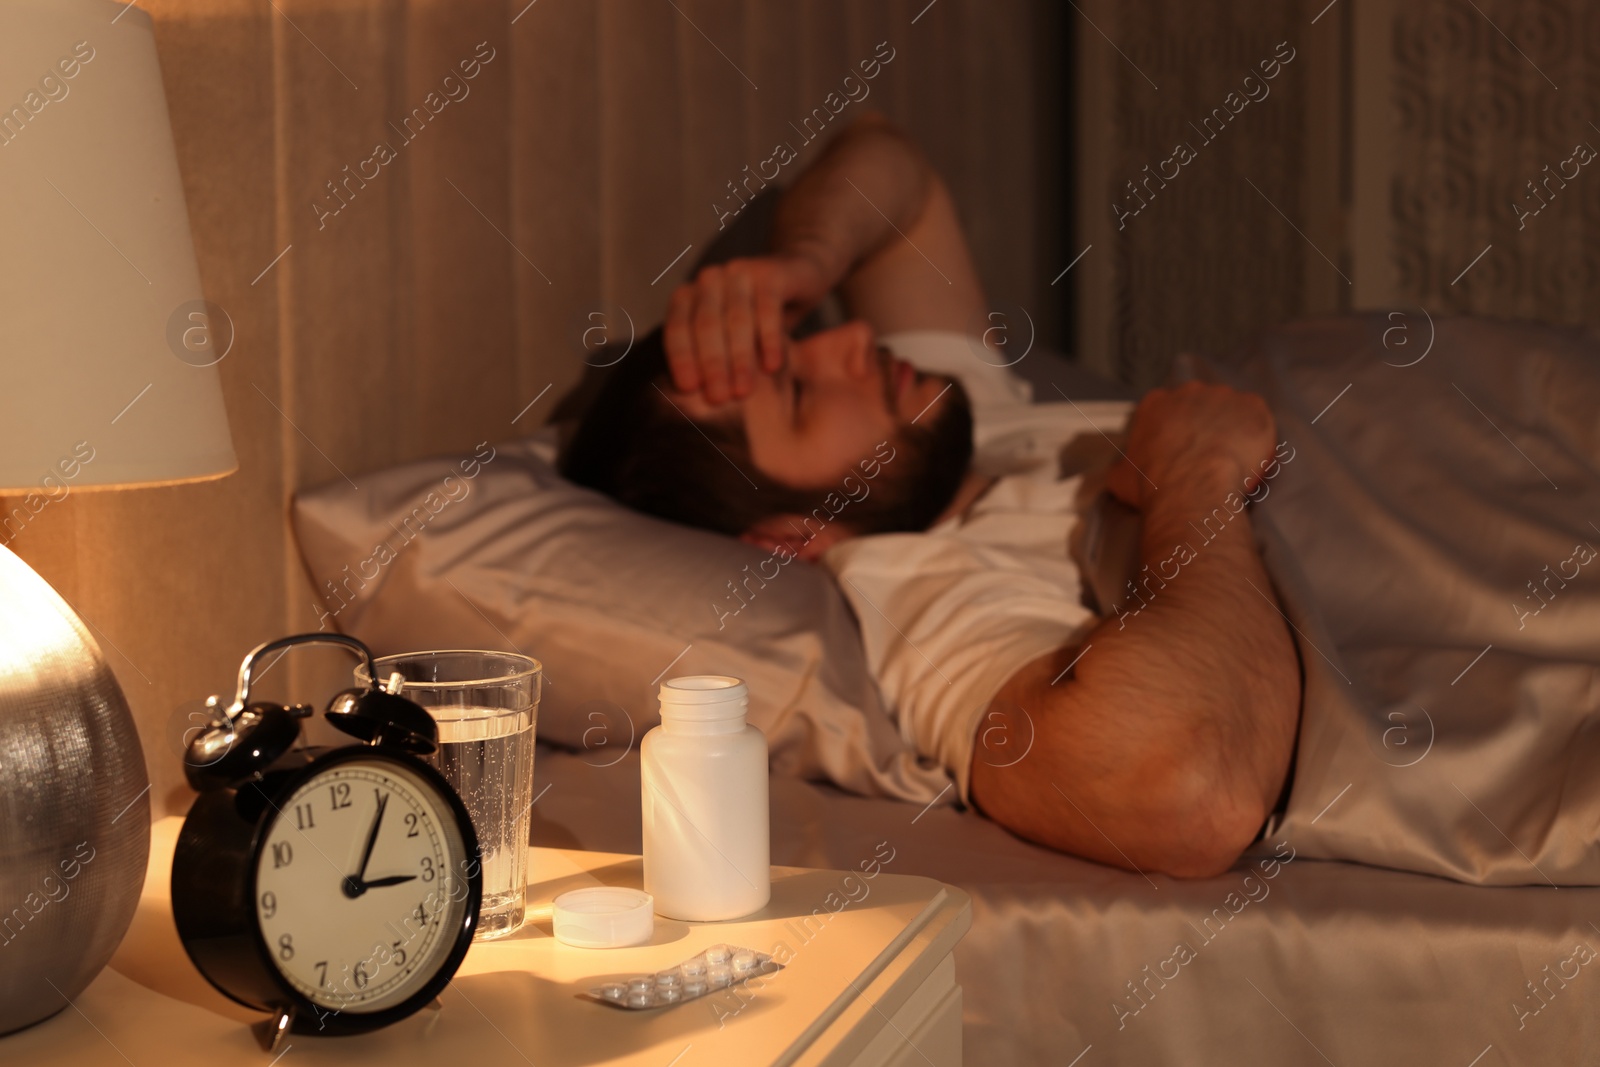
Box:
<box><xmin>641</xmin><ymin>676</ymin><xmax>770</xmax><ymax>921</ymax></box>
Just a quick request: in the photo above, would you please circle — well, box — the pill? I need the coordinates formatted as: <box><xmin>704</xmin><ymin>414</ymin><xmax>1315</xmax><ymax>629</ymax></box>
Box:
<box><xmin>587</xmin><ymin>944</ymin><xmax>784</xmax><ymax>1012</ymax></box>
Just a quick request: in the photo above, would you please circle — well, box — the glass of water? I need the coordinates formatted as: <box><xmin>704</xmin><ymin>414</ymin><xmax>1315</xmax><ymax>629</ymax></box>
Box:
<box><xmin>357</xmin><ymin>650</ymin><xmax>540</xmax><ymax>940</ymax></box>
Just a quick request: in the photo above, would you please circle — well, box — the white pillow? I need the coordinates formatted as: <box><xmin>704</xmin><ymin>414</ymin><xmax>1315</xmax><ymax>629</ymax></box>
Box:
<box><xmin>291</xmin><ymin>436</ymin><xmax>954</xmax><ymax>805</ymax></box>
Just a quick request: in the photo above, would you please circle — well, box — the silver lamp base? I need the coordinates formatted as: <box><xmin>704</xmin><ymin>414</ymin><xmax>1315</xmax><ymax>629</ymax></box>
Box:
<box><xmin>0</xmin><ymin>543</ymin><xmax>150</xmax><ymax>1035</ymax></box>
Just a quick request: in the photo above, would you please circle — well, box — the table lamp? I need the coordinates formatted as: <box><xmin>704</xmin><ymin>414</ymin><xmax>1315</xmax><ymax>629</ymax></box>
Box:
<box><xmin>0</xmin><ymin>0</ymin><xmax>236</xmax><ymax>1035</ymax></box>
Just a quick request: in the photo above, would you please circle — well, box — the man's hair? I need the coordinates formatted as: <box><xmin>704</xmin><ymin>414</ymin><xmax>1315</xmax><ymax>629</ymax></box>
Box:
<box><xmin>560</xmin><ymin>328</ymin><xmax>973</xmax><ymax>538</ymax></box>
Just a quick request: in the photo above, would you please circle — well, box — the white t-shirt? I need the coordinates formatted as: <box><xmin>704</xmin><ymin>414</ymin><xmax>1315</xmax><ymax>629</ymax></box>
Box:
<box><xmin>822</xmin><ymin>330</ymin><xmax>1134</xmax><ymax>803</ymax></box>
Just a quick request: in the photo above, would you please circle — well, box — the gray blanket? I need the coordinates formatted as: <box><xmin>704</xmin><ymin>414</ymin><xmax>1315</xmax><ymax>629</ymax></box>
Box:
<box><xmin>1198</xmin><ymin>313</ymin><xmax>1600</xmax><ymax>886</ymax></box>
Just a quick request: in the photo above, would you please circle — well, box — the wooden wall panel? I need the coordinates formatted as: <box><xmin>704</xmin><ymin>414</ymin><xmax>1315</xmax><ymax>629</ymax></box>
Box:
<box><xmin>278</xmin><ymin>0</ymin><xmax>406</xmax><ymax>483</ymax></box>
<box><xmin>1300</xmin><ymin>0</ymin><xmax>1348</xmax><ymax>314</ymax></box>
<box><xmin>676</xmin><ymin>0</ymin><xmax>757</xmax><ymax>290</ymax></box>
<box><xmin>10</xmin><ymin>0</ymin><xmax>1065</xmax><ymax>817</ymax></box>
<box><xmin>894</xmin><ymin>2</ymin><xmax>971</xmax><ymax>308</ymax></box>
<box><xmin>872</xmin><ymin>0</ymin><xmax>916</xmax><ymax>138</ymax></box>
<box><xmin>597</xmin><ymin>0</ymin><xmax>687</xmax><ymax>318</ymax></box>
<box><xmin>510</xmin><ymin>1</ymin><xmax>601</xmax><ymax>419</ymax></box>
<box><xmin>403</xmin><ymin>0</ymin><xmax>518</xmax><ymax>434</ymax></box>
<box><xmin>964</xmin><ymin>0</ymin><xmax>1040</xmax><ymax>333</ymax></box>
<box><xmin>744</xmin><ymin>1</ymin><xmax>805</xmax><ymax>168</ymax></box>
<box><xmin>1072</xmin><ymin>0</ymin><xmax>1339</xmax><ymax>389</ymax></box>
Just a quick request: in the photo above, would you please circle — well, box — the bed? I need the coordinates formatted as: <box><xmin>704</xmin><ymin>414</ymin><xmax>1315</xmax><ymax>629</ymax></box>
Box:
<box><xmin>293</xmin><ymin>313</ymin><xmax>1600</xmax><ymax>1065</ymax></box>
<box><xmin>532</xmin><ymin>744</ymin><xmax>1597</xmax><ymax>1065</ymax></box>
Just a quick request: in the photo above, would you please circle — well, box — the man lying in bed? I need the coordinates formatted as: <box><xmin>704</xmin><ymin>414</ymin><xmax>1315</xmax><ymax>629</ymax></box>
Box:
<box><xmin>561</xmin><ymin>114</ymin><xmax>1301</xmax><ymax>879</ymax></box>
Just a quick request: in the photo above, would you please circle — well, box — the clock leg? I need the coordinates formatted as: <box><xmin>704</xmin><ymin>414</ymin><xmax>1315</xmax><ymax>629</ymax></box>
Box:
<box><xmin>253</xmin><ymin>1006</ymin><xmax>295</xmax><ymax>1053</ymax></box>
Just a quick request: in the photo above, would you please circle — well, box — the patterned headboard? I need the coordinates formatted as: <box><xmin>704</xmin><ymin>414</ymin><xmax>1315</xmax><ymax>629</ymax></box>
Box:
<box><xmin>1073</xmin><ymin>0</ymin><xmax>1593</xmax><ymax>388</ymax></box>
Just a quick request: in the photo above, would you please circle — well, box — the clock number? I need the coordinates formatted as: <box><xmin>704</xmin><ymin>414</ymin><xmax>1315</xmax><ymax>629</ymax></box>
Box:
<box><xmin>329</xmin><ymin>782</ymin><xmax>352</xmax><ymax>810</ymax></box>
<box><xmin>390</xmin><ymin>940</ymin><xmax>407</xmax><ymax>967</ymax></box>
<box><xmin>294</xmin><ymin>802</ymin><xmax>315</xmax><ymax>831</ymax></box>
<box><xmin>420</xmin><ymin>856</ymin><xmax>436</xmax><ymax>883</ymax></box>
<box><xmin>278</xmin><ymin>933</ymin><xmax>294</xmax><ymax>961</ymax></box>
<box><xmin>260</xmin><ymin>891</ymin><xmax>277</xmax><ymax>919</ymax></box>
<box><xmin>353</xmin><ymin>961</ymin><xmax>370</xmax><ymax>990</ymax></box>
<box><xmin>404</xmin><ymin>812</ymin><xmax>420</xmax><ymax>838</ymax></box>
<box><xmin>315</xmin><ymin>961</ymin><xmax>329</xmax><ymax>988</ymax></box>
<box><xmin>412</xmin><ymin>903</ymin><xmax>430</xmax><ymax>927</ymax></box>
<box><xmin>271</xmin><ymin>841</ymin><xmax>293</xmax><ymax>868</ymax></box>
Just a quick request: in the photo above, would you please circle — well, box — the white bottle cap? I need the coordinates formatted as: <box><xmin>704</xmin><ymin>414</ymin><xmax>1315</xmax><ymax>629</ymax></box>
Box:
<box><xmin>552</xmin><ymin>887</ymin><xmax>655</xmax><ymax>949</ymax></box>
<box><xmin>659</xmin><ymin>675</ymin><xmax>748</xmax><ymax>722</ymax></box>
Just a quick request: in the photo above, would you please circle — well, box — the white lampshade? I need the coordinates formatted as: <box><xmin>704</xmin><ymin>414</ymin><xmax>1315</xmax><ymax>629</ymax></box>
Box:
<box><xmin>0</xmin><ymin>0</ymin><xmax>235</xmax><ymax>494</ymax></box>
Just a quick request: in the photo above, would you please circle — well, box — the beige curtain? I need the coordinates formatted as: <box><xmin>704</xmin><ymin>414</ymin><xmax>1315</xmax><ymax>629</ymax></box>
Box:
<box><xmin>8</xmin><ymin>0</ymin><xmax>1064</xmax><ymax>815</ymax></box>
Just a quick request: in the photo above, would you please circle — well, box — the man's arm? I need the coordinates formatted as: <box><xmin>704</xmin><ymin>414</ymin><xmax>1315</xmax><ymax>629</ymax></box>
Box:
<box><xmin>663</xmin><ymin>113</ymin><xmax>986</xmax><ymax>401</ymax></box>
<box><xmin>771</xmin><ymin>113</ymin><xmax>987</xmax><ymax>336</ymax></box>
<box><xmin>969</xmin><ymin>384</ymin><xmax>1302</xmax><ymax>879</ymax></box>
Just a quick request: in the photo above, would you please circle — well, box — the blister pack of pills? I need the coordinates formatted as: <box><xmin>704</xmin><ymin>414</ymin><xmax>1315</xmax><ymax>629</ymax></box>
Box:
<box><xmin>584</xmin><ymin>944</ymin><xmax>783</xmax><ymax>1010</ymax></box>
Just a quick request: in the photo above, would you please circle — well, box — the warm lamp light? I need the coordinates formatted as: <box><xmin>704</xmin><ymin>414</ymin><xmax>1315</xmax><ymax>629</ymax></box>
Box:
<box><xmin>0</xmin><ymin>0</ymin><xmax>237</xmax><ymax>1035</ymax></box>
<box><xmin>0</xmin><ymin>0</ymin><xmax>235</xmax><ymax>497</ymax></box>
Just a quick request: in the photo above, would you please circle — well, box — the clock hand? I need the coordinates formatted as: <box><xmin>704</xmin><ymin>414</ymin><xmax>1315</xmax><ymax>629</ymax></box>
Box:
<box><xmin>341</xmin><ymin>793</ymin><xmax>390</xmax><ymax>899</ymax></box>
<box><xmin>361</xmin><ymin>874</ymin><xmax>418</xmax><ymax>888</ymax></box>
<box><xmin>357</xmin><ymin>793</ymin><xmax>389</xmax><ymax>880</ymax></box>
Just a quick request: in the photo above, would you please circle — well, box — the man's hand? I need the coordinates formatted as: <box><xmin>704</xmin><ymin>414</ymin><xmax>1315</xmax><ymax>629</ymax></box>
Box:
<box><xmin>663</xmin><ymin>253</ymin><xmax>831</xmax><ymax>403</ymax></box>
<box><xmin>1105</xmin><ymin>382</ymin><xmax>1277</xmax><ymax>511</ymax></box>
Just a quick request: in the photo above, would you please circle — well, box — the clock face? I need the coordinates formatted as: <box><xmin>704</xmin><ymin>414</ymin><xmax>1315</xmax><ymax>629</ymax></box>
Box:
<box><xmin>253</xmin><ymin>757</ymin><xmax>475</xmax><ymax>1014</ymax></box>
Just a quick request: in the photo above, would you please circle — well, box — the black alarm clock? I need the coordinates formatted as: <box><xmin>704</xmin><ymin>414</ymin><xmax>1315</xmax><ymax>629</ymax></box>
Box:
<box><xmin>171</xmin><ymin>634</ymin><xmax>482</xmax><ymax>1050</ymax></box>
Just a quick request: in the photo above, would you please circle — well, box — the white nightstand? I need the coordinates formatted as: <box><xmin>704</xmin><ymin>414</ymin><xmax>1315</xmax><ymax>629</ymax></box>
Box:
<box><xmin>2</xmin><ymin>818</ymin><xmax>970</xmax><ymax>1066</ymax></box>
